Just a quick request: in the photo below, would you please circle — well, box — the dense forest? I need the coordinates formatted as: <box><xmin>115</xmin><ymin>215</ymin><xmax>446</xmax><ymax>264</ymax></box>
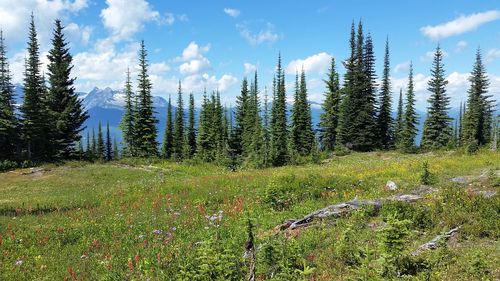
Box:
<box><xmin>0</xmin><ymin>18</ymin><xmax>498</xmax><ymax>169</ymax></box>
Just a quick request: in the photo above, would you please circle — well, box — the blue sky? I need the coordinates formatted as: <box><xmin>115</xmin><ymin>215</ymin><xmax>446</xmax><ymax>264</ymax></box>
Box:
<box><xmin>1</xmin><ymin>0</ymin><xmax>499</xmax><ymax>110</ymax></box>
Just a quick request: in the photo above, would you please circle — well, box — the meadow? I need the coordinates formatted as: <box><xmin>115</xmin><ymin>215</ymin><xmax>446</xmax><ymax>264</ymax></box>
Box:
<box><xmin>0</xmin><ymin>150</ymin><xmax>499</xmax><ymax>280</ymax></box>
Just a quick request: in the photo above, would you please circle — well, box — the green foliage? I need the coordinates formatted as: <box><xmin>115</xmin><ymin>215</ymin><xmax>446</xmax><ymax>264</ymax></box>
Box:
<box><xmin>270</xmin><ymin>54</ymin><xmax>289</xmax><ymax>166</ymax></box>
<box><xmin>119</xmin><ymin>68</ymin><xmax>136</xmax><ymax>157</ymax></box>
<box><xmin>291</xmin><ymin>69</ymin><xmax>314</xmax><ymax>156</ymax></box>
<box><xmin>400</xmin><ymin>63</ymin><xmax>419</xmax><ymax>152</ymax></box>
<box><xmin>319</xmin><ymin>58</ymin><xmax>341</xmax><ymax>151</ymax></box>
<box><xmin>422</xmin><ymin>45</ymin><xmax>453</xmax><ymax>149</ymax></box>
<box><xmin>377</xmin><ymin>38</ymin><xmax>394</xmax><ymax>149</ymax></box>
<box><xmin>173</xmin><ymin>81</ymin><xmax>185</xmax><ymax>161</ymax></box>
<box><xmin>420</xmin><ymin>161</ymin><xmax>432</xmax><ymax>185</ymax></box>
<box><xmin>377</xmin><ymin>213</ymin><xmax>411</xmax><ymax>278</ymax></box>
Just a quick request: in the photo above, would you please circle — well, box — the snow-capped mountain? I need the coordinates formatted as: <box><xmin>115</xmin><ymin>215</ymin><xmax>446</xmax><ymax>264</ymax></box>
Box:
<box><xmin>81</xmin><ymin>87</ymin><xmax>168</xmax><ymax>110</ymax></box>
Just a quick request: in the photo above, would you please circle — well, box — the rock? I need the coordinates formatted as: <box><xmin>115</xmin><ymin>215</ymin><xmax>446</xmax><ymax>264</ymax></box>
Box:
<box><xmin>385</xmin><ymin>180</ymin><xmax>398</xmax><ymax>191</ymax></box>
<box><xmin>450</xmin><ymin>176</ymin><xmax>467</xmax><ymax>184</ymax></box>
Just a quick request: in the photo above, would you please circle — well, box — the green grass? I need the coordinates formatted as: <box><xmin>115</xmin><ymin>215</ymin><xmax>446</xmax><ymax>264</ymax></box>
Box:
<box><xmin>0</xmin><ymin>150</ymin><xmax>499</xmax><ymax>280</ymax></box>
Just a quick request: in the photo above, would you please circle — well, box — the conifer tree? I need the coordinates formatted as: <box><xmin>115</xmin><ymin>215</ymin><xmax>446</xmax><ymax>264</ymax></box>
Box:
<box><xmin>173</xmin><ymin>81</ymin><xmax>185</xmax><ymax>160</ymax></box>
<box><xmin>161</xmin><ymin>95</ymin><xmax>174</xmax><ymax>159</ymax></box>
<box><xmin>97</xmin><ymin>122</ymin><xmax>105</xmax><ymax>160</ymax></box>
<box><xmin>457</xmin><ymin>101</ymin><xmax>463</xmax><ymax>146</ymax></box>
<box><xmin>134</xmin><ymin>40</ymin><xmax>158</xmax><ymax>156</ymax></box>
<box><xmin>46</xmin><ymin>19</ymin><xmax>88</xmax><ymax>159</ymax></box>
<box><xmin>291</xmin><ymin>69</ymin><xmax>314</xmax><ymax>155</ymax></box>
<box><xmin>91</xmin><ymin>128</ymin><xmax>97</xmax><ymax>159</ymax></box>
<box><xmin>0</xmin><ymin>31</ymin><xmax>18</xmax><ymax>160</ymax></box>
<box><xmin>319</xmin><ymin>57</ymin><xmax>341</xmax><ymax>151</ymax></box>
<box><xmin>85</xmin><ymin>131</ymin><xmax>91</xmax><ymax>160</ymax></box>
<box><xmin>233</xmin><ymin>78</ymin><xmax>249</xmax><ymax>156</ymax></box>
<box><xmin>119</xmin><ymin>68</ymin><xmax>135</xmax><ymax>156</ymax></box>
<box><xmin>462</xmin><ymin>48</ymin><xmax>493</xmax><ymax>146</ymax></box>
<box><xmin>113</xmin><ymin>138</ymin><xmax>119</xmax><ymax>160</ymax></box>
<box><xmin>394</xmin><ymin>89</ymin><xmax>404</xmax><ymax>146</ymax></box>
<box><xmin>247</xmin><ymin>72</ymin><xmax>264</xmax><ymax>165</ymax></box>
<box><xmin>377</xmin><ymin>38</ymin><xmax>393</xmax><ymax>149</ymax></box>
<box><xmin>21</xmin><ymin>14</ymin><xmax>49</xmax><ymax>160</ymax></box>
<box><xmin>187</xmin><ymin>93</ymin><xmax>196</xmax><ymax>158</ymax></box>
<box><xmin>262</xmin><ymin>87</ymin><xmax>270</xmax><ymax>166</ymax></box>
<box><xmin>105</xmin><ymin>122</ymin><xmax>112</xmax><ymax>161</ymax></box>
<box><xmin>270</xmin><ymin>54</ymin><xmax>288</xmax><ymax>166</ymax></box>
<box><xmin>401</xmin><ymin>62</ymin><xmax>418</xmax><ymax>151</ymax></box>
<box><xmin>197</xmin><ymin>89</ymin><xmax>213</xmax><ymax>161</ymax></box>
<box><xmin>422</xmin><ymin>45</ymin><xmax>452</xmax><ymax>149</ymax></box>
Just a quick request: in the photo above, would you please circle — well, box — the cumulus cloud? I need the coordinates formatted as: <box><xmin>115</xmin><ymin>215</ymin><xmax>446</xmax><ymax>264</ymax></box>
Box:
<box><xmin>65</xmin><ymin>23</ymin><xmax>93</xmax><ymax>45</ymax></box>
<box><xmin>237</xmin><ymin>21</ymin><xmax>279</xmax><ymax>46</ymax></box>
<box><xmin>243</xmin><ymin>63</ymin><xmax>257</xmax><ymax>75</ymax></box>
<box><xmin>393</xmin><ymin>61</ymin><xmax>411</xmax><ymax>74</ymax></box>
<box><xmin>100</xmin><ymin>0</ymin><xmax>161</xmax><ymax>41</ymax></box>
<box><xmin>180</xmin><ymin>41</ymin><xmax>210</xmax><ymax>61</ymax></box>
<box><xmin>0</xmin><ymin>0</ymin><xmax>89</xmax><ymax>44</ymax></box>
<box><xmin>177</xmin><ymin>41</ymin><xmax>212</xmax><ymax>75</ymax></box>
<box><xmin>224</xmin><ymin>8</ymin><xmax>240</xmax><ymax>18</ymax></box>
<box><xmin>420</xmin><ymin>10</ymin><xmax>500</xmax><ymax>40</ymax></box>
<box><xmin>486</xmin><ymin>48</ymin><xmax>500</xmax><ymax>63</ymax></box>
<box><xmin>179</xmin><ymin>57</ymin><xmax>211</xmax><ymax>75</ymax></box>
<box><xmin>286</xmin><ymin>52</ymin><xmax>332</xmax><ymax>75</ymax></box>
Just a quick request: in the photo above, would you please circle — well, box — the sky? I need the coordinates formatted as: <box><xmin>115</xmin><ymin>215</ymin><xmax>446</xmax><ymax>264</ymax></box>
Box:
<box><xmin>0</xmin><ymin>0</ymin><xmax>499</xmax><ymax>111</ymax></box>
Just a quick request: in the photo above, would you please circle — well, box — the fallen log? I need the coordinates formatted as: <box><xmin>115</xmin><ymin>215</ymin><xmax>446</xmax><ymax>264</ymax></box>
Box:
<box><xmin>410</xmin><ymin>226</ymin><xmax>461</xmax><ymax>256</ymax></box>
<box><xmin>276</xmin><ymin>189</ymin><xmax>433</xmax><ymax>231</ymax></box>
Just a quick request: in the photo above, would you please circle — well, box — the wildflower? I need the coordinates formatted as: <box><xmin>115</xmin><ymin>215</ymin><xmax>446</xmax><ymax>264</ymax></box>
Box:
<box><xmin>152</xmin><ymin>229</ymin><xmax>162</xmax><ymax>235</ymax></box>
<box><xmin>81</xmin><ymin>254</ymin><xmax>88</xmax><ymax>259</ymax></box>
<box><xmin>171</xmin><ymin>227</ymin><xmax>176</xmax><ymax>231</ymax></box>
<box><xmin>15</xmin><ymin>259</ymin><xmax>23</xmax><ymax>266</ymax></box>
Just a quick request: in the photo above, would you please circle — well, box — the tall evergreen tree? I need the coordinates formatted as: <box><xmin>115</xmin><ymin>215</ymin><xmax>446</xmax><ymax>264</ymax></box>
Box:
<box><xmin>319</xmin><ymin>57</ymin><xmax>341</xmax><ymax>151</ymax></box>
<box><xmin>270</xmin><ymin>54</ymin><xmax>288</xmax><ymax>166</ymax></box>
<box><xmin>105</xmin><ymin>122</ymin><xmax>112</xmax><ymax>161</ymax></box>
<box><xmin>291</xmin><ymin>69</ymin><xmax>314</xmax><ymax>155</ymax></box>
<box><xmin>232</xmin><ymin>78</ymin><xmax>249</xmax><ymax>156</ymax></box>
<box><xmin>21</xmin><ymin>14</ymin><xmax>49</xmax><ymax>160</ymax></box>
<box><xmin>247</xmin><ymin>72</ymin><xmax>264</xmax><ymax>165</ymax></box>
<box><xmin>462</xmin><ymin>48</ymin><xmax>493</xmax><ymax>146</ymax></box>
<box><xmin>91</xmin><ymin>128</ymin><xmax>97</xmax><ymax>159</ymax></box>
<box><xmin>401</xmin><ymin>62</ymin><xmax>418</xmax><ymax>151</ymax></box>
<box><xmin>421</xmin><ymin>45</ymin><xmax>452</xmax><ymax>149</ymax></box>
<box><xmin>134</xmin><ymin>40</ymin><xmax>158</xmax><ymax>156</ymax></box>
<box><xmin>119</xmin><ymin>68</ymin><xmax>135</xmax><ymax>156</ymax></box>
<box><xmin>187</xmin><ymin>93</ymin><xmax>196</xmax><ymax>158</ymax></box>
<box><xmin>85</xmin><ymin>131</ymin><xmax>91</xmax><ymax>160</ymax></box>
<box><xmin>97</xmin><ymin>122</ymin><xmax>105</xmax><ymax>160</ymax></box>
<box><xmin>173</xmin><ymin>81</ymin><xmax>185</xmax><ymax>160</ymax></box>
<box><xmin>46</xmin><ymin>19</ymin><xmax>88</xmax><ymax>159</ymax></box>
<box><xmin>394</xmin><ymin>89</ymin><xmax>404</xmax><ymax>146</ymax></box>
<box><xmin>197</xmin><ymin>89</ymin><xmax>213</xmax><ymax>161</ymax></box>
<box><xmin>262</xmin><ymin>87</ymin><xmax>270</xmax><ymax>166</ymax></box>
<box><xmin>377</xmin><ymin>38</ymin><xmax>393</xmax><ymax>149</ymax></box>
<box><xmin>161</xmin><ymin>95</ymin><xmax>174</xmax><ymax>159</ymax></box>
<box><xmin>0</xmin><ymin>31</ymin><xmax>18</xmax><ymax>160</ymax></box>
<box><xmin>113</xmin><ymin>138</ymin><xmax>119</xmax><ymax>160</ymax></box>
<box><xmin>457</xmin><ymin>101</ymin><xmax>463</xmax><ymax>146</ymax></box>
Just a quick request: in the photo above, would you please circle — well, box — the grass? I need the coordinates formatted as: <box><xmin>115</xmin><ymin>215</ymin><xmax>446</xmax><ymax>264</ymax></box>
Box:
<box><xmin>0</xmin><ymin>149</ymin><xmax>499</xmax><ymax>280</ymax></box>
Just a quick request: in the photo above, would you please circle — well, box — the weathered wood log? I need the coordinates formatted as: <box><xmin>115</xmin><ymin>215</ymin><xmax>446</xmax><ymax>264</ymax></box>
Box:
<box><xmin>410</xmin><ymin>226</ymin><xmax>461</xmax><ymax>256</ymax></box>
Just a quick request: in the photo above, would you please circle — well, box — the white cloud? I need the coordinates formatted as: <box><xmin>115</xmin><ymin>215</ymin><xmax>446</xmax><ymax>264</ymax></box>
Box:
<box><xmin>393</xmin><ymin>61</ymin><xmax>411</xmax><ymax>74</ymax></box>
<box><xmin>224</xmin><ymin>8</ymin><xmax>240</xmax><ymax>18</ymax></box>
<box><xmin>100</xmin><ymin>0</ymin><xmax>160</xmax><ymax>41</ymax></box>
<box><xmin>420</xmin><ymin>10</ymin><xmax>500</xmax><ymax>40</ymax></box>
<box><xmin>421</xmin><ymin>49</ymin><xmax>449</xmax><ymax>62</ymax></box>
<box><xmin>178</xmin><ymin>14</ymin><xmax>189</xmax><ymax>22</ymax></box>
<box><xmin>180</xmin><ymin>41</ymin><xmax>210</xmax><ymax>61</ymax></box>
<box><xmin>243</xmin><ymin>63</ymin><xmax>257</xmax><ymax>75</ymax></box>
<box><xmin>164</xmin><ymin>13</ymin><xmax>175</xmax><ymax>26</ymax></box>
<box><xmin>455</xmin><ymin>40</ymin><xmax>468</xmax><ymax>53</ymax></box>
<box><xmin>237</xmin><ymin>21</ymin><xmax>279</xmax><ymax>46</ymax></box>
<box><xmin>179</xmin><ymin>57</ymin><xmax>211</xmax><ymax>75</ymax></box>
<box><xmin>150</xmin><ymin>62</ymin><xmax>170</xmax><ymax>75</ymax></box>
<box><xmin>65</xmin><ymin>23</ymin><xmax>93</xmax><ymax>45</ymax></box>
<box><xmin>486</xmin><ymin>48</ymin><xmax>500</xmax><ymax>63</ymax></box>
<box><xmin>286</xmin><ymin>52</ymin><xmax>332</xmax><ymax>75</ymax></box>
<box><xmin>0</xmin><ymin>0</ymin><xmax>89</xmax><ymax>44</ymax></box>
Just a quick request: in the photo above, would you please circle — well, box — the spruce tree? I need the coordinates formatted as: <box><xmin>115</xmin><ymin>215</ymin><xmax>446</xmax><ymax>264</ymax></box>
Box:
<box><xmin>233</xmin><ymin>78</ymin><xmax>249</xmax><ymax>156</ymax></box>
<box><xmin>457</xmin><ymin>101</ymin><xmax>463</xmax><ymax>146</ymax></box>
<box><xmin>291</xmin><ymin>69</ymin><xmax>314</xmax><ymax>155</ymax></box>
<box><xmin>0</xmin><ymin>31</ymin><xmax>18</xmax><ymax>160</ymax></box>
<box><xmin>161</xmin><ymin>95</ymin><xmax>173</xmax><ymax>159</ymax></box>
<box><xmin>21</xmin><ymin>14</ymin><xmax>49</xmax><ymax>160</ymax></box>
<box><xmin>262</xmin><ymin>87</ymin><xmax>270</xmax><ymax>166</ymax></box>
<box><xmin>187</xmin><ymin>93</ymin><xmax>196</xmax><ymax>158</ymax></box>
<box><xmin>462</xmin><ymin>48</ymin><xmax>493</xmax><ymax>146</ymax></box>
<box><xmin>247</xmin><ymin>72</ymin><xmax>264</xmax><ymax>166</ymax></box>
<box><xmin>401</xmin><ymin>62</ymin><xmax>418</xmax><ymax>151</ymax></box>
<box><xmin>421</xmin><ymin>45</ymin><xmax>452</xmax><ymax>149</ymax></box>
<box><xmin>91</xmin><ymin>128</ymin><xmax>97</xmax><ymax>159</ymax></box>
<box><xmin>319</xmin><ymin>57</ymin><xmax>341</xmax><ymax>151</ymax></box>
<box><xmin>105</xmin><ymin>122</ymin><xmax>112</xmax><ymax>161</ymax></box>
<box><xmin>270</xmin><ymin>54</ymin><xmax>288</xmax><ymax>166</ymax></box>
<box><xmin>377</xmin><ymin>38</ymin><xmax>393</xmax><ymax>149</ymax></box>
<box><xmin>119</xmin><ymin>68</ymin><xmax>135</xmax><ymax>156</ymax></box>
<box><xmin>113</xmin><ymin>138</ymin><xmax>119</xmax><ymax>160</ymax></box>
<box><xmin>46</xmin><ymin>19</ymin><xmax>88</xmax><ymax>159</ymax></box>
<box><xmin>85</xmin><ymin>131</ymin><xmax>91</xmax><ymax>160</ymax></box>
<box><xmin>394</xmin><ymin>89</ymin><xmax>404</xmax><ymax>146</ymax></box>
<box><xmin>197</xmin><ymin>89</ymin><xmax>213</xmax><ymax>161</ymax></box>
<box><xmin>173</xmin><ymin>81</ymin><xmax>184</xmax><ymax>160</ymax></box>
<box><xmin>97</xmin><ymin>122</ymin><xmax>105</xmax><ymax>160</ymax></box>
<box><xmin>134</xmin><ymin>40</ymin><xmax>158</xmax><ymax>156</ymax></box>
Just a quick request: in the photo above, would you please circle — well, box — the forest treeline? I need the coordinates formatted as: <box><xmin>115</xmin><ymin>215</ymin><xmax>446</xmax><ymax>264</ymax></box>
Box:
<box><xmin>0</xmin><ymin>18</ymin><xmax>497</xmax><ymax>169</ymax></box>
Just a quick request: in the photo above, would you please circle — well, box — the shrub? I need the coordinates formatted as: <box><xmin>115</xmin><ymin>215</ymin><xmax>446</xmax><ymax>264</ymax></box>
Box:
<box><xmin>420</xmin><ymin>161</ymin><xmax>432</xmax><ymax>185</ymax></box>
<box><xmin>0</xmin><ymin>159</ymin><xmax>17</xmax><ymax>171</ymax></box>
